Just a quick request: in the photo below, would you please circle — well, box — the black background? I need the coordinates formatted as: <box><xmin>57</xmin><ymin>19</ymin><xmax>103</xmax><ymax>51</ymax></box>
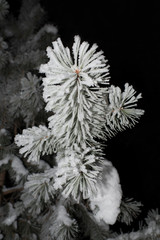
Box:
<box><xmin>8</xmin><ymin>0</ymin><xmax>160</xmax><ymax>224</ymax></box>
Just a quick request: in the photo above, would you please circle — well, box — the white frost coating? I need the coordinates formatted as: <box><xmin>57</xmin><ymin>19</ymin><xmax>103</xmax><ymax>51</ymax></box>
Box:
<box><xmin>39</xmin><ymin>35</ymin><xmax>109</xmax><ymax>148</ymax></box>
<box><xmin>49</xmin><ymin>203</ymin><xmax>78</xmax><ymax>240</ymax></box>
<box><xmin>0</xmin><ymin>128</ymin><xmax>8</xmax><ymax>135</ymax></box>
<box><xmin>15</xmin><ymin>125</ymin><xmax>53</xmax><ymax>162</ymax></box>
<box><xmin>0</xmin><ymin>154</ymin><xmax>28</xmax><ymax>182</ymax></box>
<box><xmin>0</xmin><ymin>155</ymin><xmax>10</xmax><ymax>166</ymax></box>
<box><xmin>40</xmin><ymin>35</ymin><xmax>109</xmax><ymax>108</ymax></box>
<box><xmin>45</xmin><ymin>24</ymin><xmax>58</xmax><ymax>34</ymax></box>
<box><xmin>11</xmin><ymin>155</ymin><xmax>28</xmax><ymax>182</ymax></box>
<box><xmin>54</xmin><ymin>146</ymin><xmax>102</xmax><ymax>201</ymax></box>
<box><xmin>108</xmin><ymin>219</ymin><xmax>160</xmax><ymax>240</ymax></box>
<box><xmin>37</xmin><ymin>159</ymin><xmax>50</xmax><ymax>170</ymax></box>
<box><xmin>90</xmin><ymin>160</ymin><xmax>122</xmax><ymax>225</ymax></box>
<box><xmin>56</xmin><ymin>205</ymin><xmax>74</xmax><ymax>227</ymax></box>
<box><xmin>2</xmin><ymin>203</ymin><xmax>22</xmax><ymax>226</ymax></box>
<box><xmin>3</xmin><ymin>215</ymin><xmax>17</xmax><ymax>226</ymax></box>
<box><xmin>0</xmin><ymin>233</ymin><xmax>3</xmax><ymax>240</ymax></box>
<box><xmin>106</xmin><ymin>84</ymin><xmax>144</xmax><ymax>132</ymax></box>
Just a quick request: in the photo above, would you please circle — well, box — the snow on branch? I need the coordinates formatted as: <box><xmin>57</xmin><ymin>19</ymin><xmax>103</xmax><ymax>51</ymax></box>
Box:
<box><xmin>108</xmin><ymin>209</ymin><xmax>160</xmax><ymax>240</ymax></box>
<box><xmin>21</xmin><ymin>169</ymin><xmax>56</xmax><ymax>215</ymax></box>
<box><xmin>15</xmin><ymin>125</ymin><xmax>54</xmax><ymax>162</ymax></box>
<box><xmin>40</xmin><ymin>35</ymin><xmax>109</xmax><ymax>87</ymax></box>
<box><xmin>1</xmin><ymin>202</ymin><xmax>23</xmax><ymax>226</ymax></box>
<box><xmin>106</xmin><ymin>83</ymin><xmax>144</xmax><ymax>132</ymax></box>
<box><xmin>49</xmin><ymin>203</ymin><xmax>78</xmax><ymax>240</ymax></box>
<box><xmin>54</xmin><ymin>145</ymin><xmax>104</xmax><ymax>201</ymax></box>
<box><xmin>13</xmin><ymin>35</ymin><xmax>145</xmax><ymax>235</ymax></box>
<box><xmin>0</xmin><ymin>154</ymin><xmax>28</xmax><ymax>183</ymax></box>
<box><xmin>40</xmin><ymin>202</ymin><xmax>78</xmax><ymax>240</ymax></box>
<box><xmin>40</xmin><ymin>35</ymin><xmax>109</xmax><ymax>149</ymax></box>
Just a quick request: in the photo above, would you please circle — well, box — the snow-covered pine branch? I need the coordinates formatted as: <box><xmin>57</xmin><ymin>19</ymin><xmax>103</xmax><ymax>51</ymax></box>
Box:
<box><xmin>40</xmin><ymin>202</ymin><xmax>78</xmax><ymax>240</ymax></box>
<box><xmin>40</xmin><ymin>35</ymin><xmax>110</xmax><ymax>149</ymax></box>
<box><xmin>54</xmin><ymin>145</ymin><xmax>104</xmax><ymax>201</ymax></box>
<box><xmin>13</xmin><ymin>35</ymin><xmax>145</xmax><ymax>238</ymax></box>
<box><xmin>0</xmin><ymin>154</ymin><xmax>28</xmax><ymax>184</ymax></box>
<box><xmin>106</xmin><ymin>84</ymin><xmax>144</xmax><ymax>132</ymax></box>
<box><xmin>15</xmin><ymin>125</ymin><xmax>54</xmax><ymax>162</ymax></box>
<box><xmin>21</xmin><ymin>169</ymin><xmax>55</xmax><ymax>215</ymax></box>
<box><xmin>49</xmin><ymin>203</ymin><xmax>78</xmax><ymax>240</ymax></box>
<box><xmin>1</xmin><ymin>202</ymin><xmax>23</xmax><ymax>226</ymax></box>
<box><xmin>118</xmin><ymin>198</ymin><xmax>143</xmax><ymax>225</ymax></box>
<box><xmin>108</xmin><ymin>209</ymin><xmax>160</xmax><ymax>240</ymax></box>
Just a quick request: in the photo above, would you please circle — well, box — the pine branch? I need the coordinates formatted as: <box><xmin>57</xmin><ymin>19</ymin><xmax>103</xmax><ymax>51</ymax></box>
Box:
<box><xmin>21</xmin><ymin>169</ymin><xmax>55</xmax><ymax>215</ymax></box>
<box><xmin>74</xmin><ymin>203</ymin><xmax>113</xmax><ymax>240</ymax></box>
<box><xmin>12</xmin><ymin>34</ymin><xmax>145</xmax><ymax>239</ymax></box>
<box><xmin>15</xmin><ymin>125</ymin><xmax>54</xmax><ymax>162</ymax></box>
<box><xmin>118</xmin><ymin>198</ymin><xmax>143</xmax><ymax>225</ymax></box>
<box><xmin>54</xmin><ymin>146</ymin><xmax>104</xmax><ymax>202</ymax></box>
<box><xmin>0</xmin><ymin>0</ymin><xmax>9</xmax><ymax>20</ymax></box>
<box><xmin>40</xmin><ymin>35</ymin><xmax>109</xmax><ymax>149</ymax></box>
<box><xmin>106</xmin><ymin>84</ymin><xmax>144</xmax><ymax>133</ymax></box>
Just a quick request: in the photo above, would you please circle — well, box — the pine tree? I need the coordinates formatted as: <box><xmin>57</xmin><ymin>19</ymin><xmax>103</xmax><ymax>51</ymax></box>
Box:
<box><xmin>1</xmin><ymin>1</ymin><xmax>159</xmax><ymax>240</ymax></box>
<box><xmin>0</xmin><ymin>0</ymin><xmax>58</xmax><ymax>131</ymax></box>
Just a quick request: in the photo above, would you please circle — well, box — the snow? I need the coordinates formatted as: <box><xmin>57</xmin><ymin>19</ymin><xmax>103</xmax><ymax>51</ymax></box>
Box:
<box><xmin>56</xmin><ymin>205</ymin><xmax>73</xmax><ymax>227</ymax></box>
<box><xmin>11</xmin><ymin>155</ymin><xmax>28</xmax><ymax>182</ymax></box>
<box><xmin>15</xmin><ymin>125</ymin><xmax>53</xmax><ymax>162</ymax></box>
<box><xmin>3</xmin><ymin>215</ymin><xmax>17</xmax><ymax>226</ymax></box>
<box><xmin>0</xmin><ymin>154</ymin><xmax>28</xmax><ymax>182</ymax></box>
<box><xmin>0</xmin><ymin>155</ymin><xmax>10</xmax><ymax>166</ymax></box>
<box><xmin>45</xmin><ymin>24</ymin><xmax>58</xmax><ymax>34</ymax></box>
<box><xmin>90</xmin><ymin>160</ymin><xmax>122</xmax><ymax>225</ymax></box>
<box><xmin>0</xmin><ymin>128</ymin><xmax>7</xmax><ymax>135</ymax></box>
<box><xmin>54</xmin><ymin>148</ymin><xmax>101</xmax><ymax>201</ymax></box>
<box><xmin>2</xmin><ymin>202</ymin><xmax>22</xmax><ymax>226</ymax></box>
<box><xmin>31</xmin><ymin>159</ymin><xmax>50</xmax><ymax>171</ymax></box>
<box><xmin>144</xmin><ymin>220</ymin><xmax>160</xmax><ymax>236</ymax></box>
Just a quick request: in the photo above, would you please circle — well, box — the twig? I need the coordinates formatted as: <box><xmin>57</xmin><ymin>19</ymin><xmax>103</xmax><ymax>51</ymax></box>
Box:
<box><xmin>0</xmin><ymin>171</ymin><xmax>6</xmax><ymax>205</ymax></box>
<box><xmin>2</xmin><ymin>186</ymin><xmax>24</xmax><ymax>196</ymax></box>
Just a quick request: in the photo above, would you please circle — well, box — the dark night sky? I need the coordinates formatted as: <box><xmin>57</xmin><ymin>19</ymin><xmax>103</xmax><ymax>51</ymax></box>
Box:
<box><xmin>9</xmin><ymin>0</ymin><xmax>160</xmax><ymax>219</ymax></box>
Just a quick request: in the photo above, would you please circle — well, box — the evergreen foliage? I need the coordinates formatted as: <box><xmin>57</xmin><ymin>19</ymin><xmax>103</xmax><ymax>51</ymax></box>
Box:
<box><xmin>0</xmin><ymin>1</ymin><xmax>157</xmax><ymax>240</ymax></box>
<box><xmin>0</xmin><ymin>0</ymin><xmax>57</xmax><ymax>130</ymax></box>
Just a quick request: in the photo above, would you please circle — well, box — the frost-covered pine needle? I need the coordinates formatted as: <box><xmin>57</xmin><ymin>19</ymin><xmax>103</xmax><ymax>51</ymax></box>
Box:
<box><xmin>15</xmin><ymin>125</ymin><xmax>54</xmax><ymax>162</ymax></box>
<box><xmin>40</xmin><ymin>35</ymin><xmax>110</xmax><ymax>149</ymax></box>
<box><xmin>106</xmin><ymin>83</ymin><xmax>144</xmax><ymax>132</ymax></box>
<box><xmin>54</xmin><ymin>145</ymin><xmax>103</xmax><ymax>201</ymax></box>
<box><xmin>49</xmin><ymin>204</ymin><xmax>79</xmax><ymax>240</ymax></box>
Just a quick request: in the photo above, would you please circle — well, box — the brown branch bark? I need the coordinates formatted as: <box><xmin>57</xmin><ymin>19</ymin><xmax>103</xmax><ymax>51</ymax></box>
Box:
<box><xmin>2</xmin><ymin>187</ymin><xmax>24</xmax><ymax>196</ymax></box>
<box><xmin>0</xmin><ymin>171</ymin><xmax>6</xmax><ymax>205</ymax></box>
